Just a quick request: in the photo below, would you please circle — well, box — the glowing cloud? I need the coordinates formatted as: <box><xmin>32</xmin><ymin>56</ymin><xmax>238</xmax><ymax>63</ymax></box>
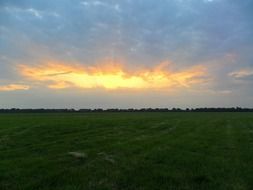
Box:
<box><xmin>0</xmin><ymin>84</ymin><xmax>30</xmax><ymax>91</ymax></box>
<box><xmin>19</xmin><ymin>60</ymin><xmax>207</xmax><ymax>90</ymax></box>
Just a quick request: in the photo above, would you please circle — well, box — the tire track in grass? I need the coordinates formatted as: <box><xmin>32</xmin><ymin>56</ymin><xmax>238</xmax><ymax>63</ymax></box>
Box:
<box><xmin>234</xmin><ymin>119</ymin><xmax>253</xmax><ymax>189</ymax></box>
<box><xmin>111</xmin><ymin>118</ymin><xmax>201</xmax><ymax>162</ymax></box>
<box><xmin>224</xmin><ymin>119</ymin><xmax>250</xmax><ymax>190</ymax></box>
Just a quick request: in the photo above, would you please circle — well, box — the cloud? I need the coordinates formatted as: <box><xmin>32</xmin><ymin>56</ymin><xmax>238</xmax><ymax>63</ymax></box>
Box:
<box><xmin>229</xmin><ymin>69</ymin><xmax>253</xmax><ymax>79</ymax></box>
<box><xmin>26</xmin><ymin>8</ymin><xmax>42</xmax><ymax>18</ymax></box>
<box><xmin>205</xmin><ymin>89</ymin><xmax>232</xmax><ymax>95</ymax></box>
<box><xmin>18</xmin><ymin>59</ymin><xmax>207</xmax><ymax>90</ymax></box>
<box><xmin>4</xmin><ymin>6</ymin><xmax>42</xmax><ymax>18</ymax></box>
<box><xmin>80</xmin><ymin>1</ymin><xmax>121</xmax><ymax>12</ymax></box>
<box><xmin>3</xmin><ymin>6</ymin><xmax>59</xmax><ymax>19</ymax></box>
<box><xmin>0</xmin><ymin>84</ymin><xmax>30</xmax><ymax>91</ymax></box>
<box><xmin>80</xmin><ymin>1</ymin><xmax>108</xmax><ymax>7</ymax></box>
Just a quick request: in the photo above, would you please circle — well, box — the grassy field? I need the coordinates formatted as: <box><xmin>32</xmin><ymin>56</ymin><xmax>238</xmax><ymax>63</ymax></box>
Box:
<box><xmin>0</xmin><ymin>112</ymin><xmax>253</xmax><ymax>190</ymax></box>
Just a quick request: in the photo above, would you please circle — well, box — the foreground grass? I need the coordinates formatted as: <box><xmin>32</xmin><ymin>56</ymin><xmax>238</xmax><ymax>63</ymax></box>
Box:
<box><xmin>0</xmin><ymin>112</ymin><xmax>253</xmax><ymax>190</ymax></box>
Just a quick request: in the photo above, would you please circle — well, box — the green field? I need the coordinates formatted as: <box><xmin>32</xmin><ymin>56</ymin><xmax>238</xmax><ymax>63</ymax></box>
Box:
<box><xmin>1</xmin><ymin>112</ymin><xmax>253</xmax><ymax>190</ymax></box>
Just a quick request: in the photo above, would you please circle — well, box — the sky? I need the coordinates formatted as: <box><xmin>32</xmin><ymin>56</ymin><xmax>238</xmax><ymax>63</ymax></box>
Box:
<box><xmin>0</xmin><ymin>0</ymin><xmax>253</xmax><ymax>109</ymax></box>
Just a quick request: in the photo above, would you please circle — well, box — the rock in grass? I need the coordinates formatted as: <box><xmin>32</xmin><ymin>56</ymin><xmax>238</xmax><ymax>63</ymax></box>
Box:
<box><xmin>68</xmin><ymin>152</ymin><xmax>87</xmax><ymax>159</ymax></box>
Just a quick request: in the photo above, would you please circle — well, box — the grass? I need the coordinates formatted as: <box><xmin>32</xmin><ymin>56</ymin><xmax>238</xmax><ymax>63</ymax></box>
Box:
<box><xmin>0</xmin><ymin>112</ymin><xmax>253</xmax><ymax>190</ymax></box>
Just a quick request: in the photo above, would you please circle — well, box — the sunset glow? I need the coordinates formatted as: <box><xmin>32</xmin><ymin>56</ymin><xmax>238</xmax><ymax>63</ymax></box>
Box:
<box><xmin>19</xmin><ymin>61</ymin><xmax>206</xmax><ymax>90</ymax></box>
<box><xmin>0</xmin><ymin>84</ymin><xmax>30</xmax><ymax>91</ymax></box>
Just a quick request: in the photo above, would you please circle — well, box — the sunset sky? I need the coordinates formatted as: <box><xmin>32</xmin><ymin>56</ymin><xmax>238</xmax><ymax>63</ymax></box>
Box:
<box><xmin>0</xmin><ymin>0</ymin><xmax>253</xmax><ymax>108</ymax></box>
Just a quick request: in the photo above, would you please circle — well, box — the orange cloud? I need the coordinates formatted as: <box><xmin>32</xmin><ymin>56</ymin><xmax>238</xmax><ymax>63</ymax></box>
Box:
<box><xmin>19</xmin><ymin>60</ymin><xmax>207</xmax><ymax>90</ymax></box>
<box><xmin>0</xmin><ymin>84</ymin><xmax>30</xmax><ymax>91</ymax></box>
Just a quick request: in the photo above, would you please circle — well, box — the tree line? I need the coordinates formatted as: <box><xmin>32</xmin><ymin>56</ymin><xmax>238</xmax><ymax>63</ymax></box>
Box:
<box><xmin>0</xmin><ymin>107</ymin><xmax>253</xmax><ymax>113</ymax></box>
